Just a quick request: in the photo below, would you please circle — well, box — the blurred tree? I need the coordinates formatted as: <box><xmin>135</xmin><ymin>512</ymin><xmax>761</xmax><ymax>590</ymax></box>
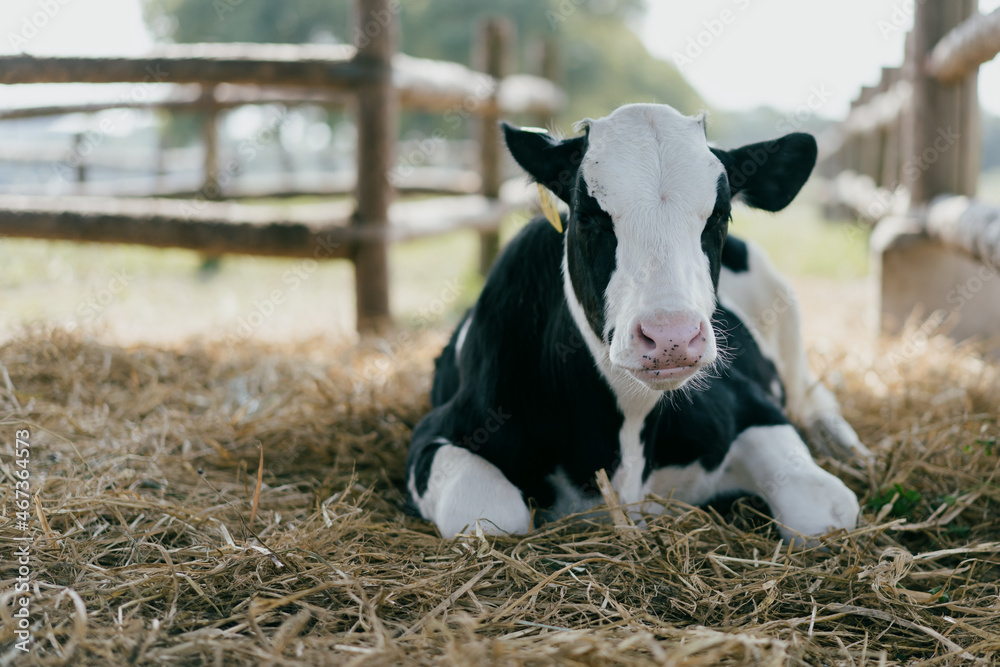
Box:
<box><xmin>141</xmin><ymin>0</ymin><xmax>705</xmax><ymax>128</ymax></box>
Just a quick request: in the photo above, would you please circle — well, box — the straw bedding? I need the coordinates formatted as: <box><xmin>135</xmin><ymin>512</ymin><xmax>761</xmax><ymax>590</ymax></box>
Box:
<box><xmin>0</xmin><ymin>325</ymin><xmax>998</xmax><ymax>666</ymax></box>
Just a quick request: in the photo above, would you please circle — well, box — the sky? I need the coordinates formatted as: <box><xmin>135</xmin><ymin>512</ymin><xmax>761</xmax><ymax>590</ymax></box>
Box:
<box><xmin>2</xmin><ymin>0</ymin><xmax>1000</xmax><ymax>119</ymax></box>
<box><xmin>638</xmin><ymin>0</ymin><xmax>1000</xmax><ymax>118</ymax></box>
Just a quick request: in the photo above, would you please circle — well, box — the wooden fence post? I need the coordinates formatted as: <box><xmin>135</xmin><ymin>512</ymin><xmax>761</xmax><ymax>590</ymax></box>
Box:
<box><xmin>904</xmin><ymin>0</ymin><xmax>978</xmax><ymax>204</ymax></box>
<box><xmin>155</xmin><ymin>117</ymin><xmax>168</xmax><ymax>191</ymax></box>
<box><xmin>880</xmin><ymin>67</ymin><xmax>903</xmax><ymax>190</ymax></box>
<box><xmin>873</xmin><ymin>71</ymin><xmax>890</xmax><ymax>188</ymax></box>
<box><xmin>856</xmin><ymin>85</ymin><xmax>880</xmax><ymax>180</ymax></box>
<box><xmin>843</xmin><ymin>96</ymin><xmax>861</xmax><ymax>174</ymax></box>
<box><xmin>477</xmin><ymin>18</ymin><xmax>512</xmax><ymax>276</ymax></box>
<box><xmin>72</xmin><ymin>131</ymin><xmax>87</xmax><ymax>192</ymax></box>
<box><xmin>353</xmin><ymin>0</ymin><xmax>397</xmax><ymax>332</ymax></box>
<box><xmin>199</xmin><ymin>85</ymin><xmax>224</xmax><ymax>272</ymax></box>
<box><xmin>876</xmin><ymin>0</ymin><xmax>989</xmax><ymax>339</ymax></box>
<box><xmin>200</xmin><ymin>85</ymin><xmax>221</xmax><ymax>200</ymax></box>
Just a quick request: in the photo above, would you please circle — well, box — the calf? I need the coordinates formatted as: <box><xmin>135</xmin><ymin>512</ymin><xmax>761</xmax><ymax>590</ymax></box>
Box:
<box><xmin>406</xmin><ymin>103</ymin><xmax>866</xmax><ymax>540</ymax></box>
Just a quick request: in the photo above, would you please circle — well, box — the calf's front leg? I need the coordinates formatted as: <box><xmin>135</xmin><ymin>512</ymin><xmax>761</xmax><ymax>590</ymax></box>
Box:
<box><xmin>408</xmin><ymin>441</ymin><xmax>532</xmax><ymax>538</ymax></box>
<box><xmin>720</xmin><ymin>424</ymin><xmax>860</xmax><ymax>541</ymax></box>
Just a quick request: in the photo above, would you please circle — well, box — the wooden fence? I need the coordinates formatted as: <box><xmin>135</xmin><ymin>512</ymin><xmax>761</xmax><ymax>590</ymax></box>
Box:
<box><xmin>0</xmin><ymin>0</ymin><xmax>563</xmax><ymax>332</ymax></box>
<box><xmin>823</xmin><ymin>0</ymin><xmax>1000</xmax><ymax>346</ymax></box>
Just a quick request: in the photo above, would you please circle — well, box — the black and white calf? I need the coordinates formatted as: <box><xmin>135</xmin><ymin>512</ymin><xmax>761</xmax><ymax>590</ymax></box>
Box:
<box><xmin>406</xmin><ymin>103</ymin><xmax>867</xmax><ymax>540</ymax></box>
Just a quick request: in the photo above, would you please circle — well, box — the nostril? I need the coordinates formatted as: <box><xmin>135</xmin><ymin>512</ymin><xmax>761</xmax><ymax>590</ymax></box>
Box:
<box><xmin>687</xmin><ymin>322</ymin><xmax>709</xmax><ymax>353</ymax></box>
<box><xmin>689</xmin><ymin>323</ymin><xmax>706</xmax><ymax>345</ymax></box>
<box><xmin>636</xmin><ymin>323</ymin><xmax>657</xmax><ymax>352</ymax></box>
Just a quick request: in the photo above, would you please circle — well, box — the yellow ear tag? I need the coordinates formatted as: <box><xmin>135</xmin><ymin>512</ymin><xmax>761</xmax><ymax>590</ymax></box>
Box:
<box><xmin>537</xmin><ymin>183</ymin><xmax>563</xmax><ymax>233</ymax></box>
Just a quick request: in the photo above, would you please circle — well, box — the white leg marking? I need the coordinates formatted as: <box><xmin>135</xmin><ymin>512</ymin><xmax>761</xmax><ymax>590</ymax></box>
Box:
<box><xmin>641</xmin><ymin>425</ymin><xmax>859</xmax><ymax>539</ymax></box>
<box><xmin>721</xmin><ymin>425</ymin><xmax>859</xmax><ymax>539</ymax></box>
<box><xmin>643</xmin><ymin>459</ymin><xmax>723</xmax><ymax>508</ymax></box>
<box><xmin>408</xmin><ymin>443</ymin><xmax>531</xmax><ymax>538</ymax></box>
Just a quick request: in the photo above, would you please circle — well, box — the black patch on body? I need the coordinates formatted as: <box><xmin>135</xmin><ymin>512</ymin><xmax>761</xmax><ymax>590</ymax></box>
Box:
<box><xmin>407</xmin><ymin>122</ymin><xmax>819</xmax><ymax>522</ymax></box>
<box><xmin>409</xmin><ymin>219</ymin><xmax>623</xmax><ymax>506</ymax></box>
<box><xmin>701</xmin><ymin>174</ymin><xmax>733</xmax><ymax>290</ymax></box>
<box><xmin>406</xmin><ymin>217</ymin><xmax>792</xmax><ymax>512</ymax></box>
<box><xmin>640</xmin><ymin>304</ymin><xmax>786</xmax><ymax>481</ymax></box>
<box><xmin>566</xmin><ymin>181</ymin><xmax>616</xmax><ymax>340</ymax></box>
<box><xmin>721</xmin><ymin>236</ymin><xmax>749</xmax><ymax>273</ymax></box>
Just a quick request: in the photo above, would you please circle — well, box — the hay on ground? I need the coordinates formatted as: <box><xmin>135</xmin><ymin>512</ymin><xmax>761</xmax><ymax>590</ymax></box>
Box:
<box><xmin>0</xmin><ymin>325</ymin><xmax>998</xmax><ymax>666</ymax></box>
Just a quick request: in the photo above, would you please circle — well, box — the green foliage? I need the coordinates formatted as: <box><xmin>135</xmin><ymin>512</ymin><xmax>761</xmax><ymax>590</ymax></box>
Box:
<box><xmin>927</xmin><ymin>586</ymin><xmax>951</xmax><ymax>602</ymax></box>
<box><xmin>143</xmin><ymin>0</ymin><xmax>350</xmax><ymax>44</ymax></box>
<box><xmin>935</xmin><ymin>494</ymin><xmax>958</xmax><ymax>506</ymax></box>
<box><xmin>963</xmin><ymin>437</ymin><xmax>997</xmax><ymax>456</ymax></box>
<box><xmin>946</xmin><ymin>524</ymin><xmax>971</xmax><ymax>538</ymax></box>
<box><xmin>557</xmin><ymin>10</ymin><xmax>702</xmax><ymax>123</ymax></box>
<box><xmin>140</xmin><ymin>0</ymin><xmax>704</xmax><ymax>127</ymax></box>
<box><xmin>975</xmin><ymin>438</ymin><xmax>996</xmax><ymax>455</ymax></box>
<box><xmin>867</xmin><ymin>483</ymin><xmax>922</xmax><ymax>518</ymax></box>
<box><xmin>728</xmin><ymin>194</ymin><xmax>869</xmax><ymax>280</ymax></box>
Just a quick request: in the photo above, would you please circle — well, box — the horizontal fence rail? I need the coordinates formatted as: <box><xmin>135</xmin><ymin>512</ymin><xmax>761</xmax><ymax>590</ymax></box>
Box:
<box><xmin>0</xmin><ymin>188</ymin><xmax>530</xmax><ymax>258</ymax></box>
<box><xmin>0</xmin><ymin>2</ymin><xmax>565</xmax><ymax>332</ymax></box>
<box><xmin>927</xmin><ymin>6</ymin><xmax>1000</xmax><ymax>82</ymax></box>
<box><xmin>923</xmin><ymin>196</ymin><xmax>1000</xmax><ymax>267</ymax></box>
<box><xmin>0</xmin><ymin>47</ymin><xmax>563</xmax><ymax>118</ymax></box>
<box><xmin>821</xmin><ymin>0</ymin><xmax>1000</xmax><ymax>345</ymax></box>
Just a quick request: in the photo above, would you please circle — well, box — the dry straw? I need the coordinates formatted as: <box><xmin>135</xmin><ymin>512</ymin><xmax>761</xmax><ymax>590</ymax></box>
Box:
<box><xmin>0</xmin><ymin>325</ymin><xmax>998</xmax><ymax>666</ymax></box>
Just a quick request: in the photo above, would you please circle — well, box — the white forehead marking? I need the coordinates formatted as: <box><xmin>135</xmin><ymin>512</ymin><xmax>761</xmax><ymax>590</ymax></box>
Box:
<box><xmin>576</xmin><ymin>104</ymin><xmax>723</xmax><ymax>376</ymax></box>
<box><xmin>579</xmin><ymin>104</ymin><xmax>723</xmax><ymax>221</ymax></box>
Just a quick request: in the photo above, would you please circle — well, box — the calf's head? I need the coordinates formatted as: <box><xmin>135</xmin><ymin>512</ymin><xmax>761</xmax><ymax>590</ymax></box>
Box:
<box><xmin>503</xmin><ymin>103</ymin><xmax>816</xmax><ymax>391</ymax></box>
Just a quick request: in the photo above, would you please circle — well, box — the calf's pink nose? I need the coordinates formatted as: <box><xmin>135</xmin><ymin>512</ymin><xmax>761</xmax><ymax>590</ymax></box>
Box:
<box><xmin>635</xmin><ymin>316</ymin><xmax>708</xmax><ymax>369</ymax></box>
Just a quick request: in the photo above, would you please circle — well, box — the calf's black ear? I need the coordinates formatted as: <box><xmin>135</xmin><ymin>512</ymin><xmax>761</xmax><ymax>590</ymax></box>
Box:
<box><xmin>502</xmin><ymin>123</ymin><xmax>588</xmax><ymax>204</ymax></box>
<box><xmin>711</xmin><ymin>133</ymin><xmax>817</xmax><ymax>212</ymax></box>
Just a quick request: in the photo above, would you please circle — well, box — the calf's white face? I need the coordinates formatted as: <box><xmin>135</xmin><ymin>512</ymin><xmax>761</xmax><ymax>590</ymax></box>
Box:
<box><xmin>503</xmin><ymin>103</ymin><xmax>817</xmax><ymax>392</ymax></box>
<box><xmin>581</xmin><ymin>106</ymin><xmax>724</xmax><ymax>389</ymax></box>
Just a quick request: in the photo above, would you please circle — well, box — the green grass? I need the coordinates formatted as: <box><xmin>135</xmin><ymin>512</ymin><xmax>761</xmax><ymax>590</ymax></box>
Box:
<box><xmin>25</xmin><ymin>165</ymin><xmax>1000</xmax><ymax>342</ymax></box>
<box><xmin>729</xmin><ymin>186</ymin><xmax>869</xmax><ymax>280</ymax></box>
<box><xmin>0</xmin><ymin>190</ymin><xmax>868</xmax><ymax>341</ymax></box>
